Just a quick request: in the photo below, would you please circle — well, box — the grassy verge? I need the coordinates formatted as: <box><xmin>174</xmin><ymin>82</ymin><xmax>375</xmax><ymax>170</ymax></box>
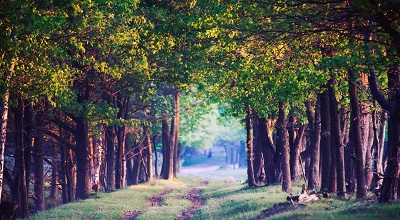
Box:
<box><xmin>31</xmin><ymin>177</ymin><xmax>201</xmax><ymax>220</ymax></box>
<box><xmin>195</xmin><ymin>179</ymin><xmax>400</xmax><ymax>220</ymax></box>
<box><xmin>31</xmin><ymin>176</ymin><xmax>400</xmax><ymax>220</ymax></box>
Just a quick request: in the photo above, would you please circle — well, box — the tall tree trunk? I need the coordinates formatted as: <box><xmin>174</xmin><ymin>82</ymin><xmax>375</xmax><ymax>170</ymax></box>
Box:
<box><xmin>260</xmin><ymin>117</ymin><xmax>277</xmax><ymax>185</ymax></box>
<box><xmin>246</xmin><ymin>105</ymin><xmax>257</xmax><ymax>187</ymax></box>
<box><xmin>115</xmin><ymin>126</ymin><xmax>126</xmax><ymax>189</ymax></box>
<box><xmin>173</xmin><ymin>91</ymin><xmax>180</xmax><ymax>177</ymax></box>
<box><xmin>50</xmin><ymin>142</ymin><xmax>59</xmax><ymax>201</ymax></box>
<box><xmin>288</xmin><ymin>113</ymin><xmax>298</xmax><ymax>181</ymax></box>
<box><xmin>33</xmin><ymin>103</ymin><xmax>45</xmax><ymax>211</ymax></box>
<box><xmin>161</xmin><ymin>115</ymin><xmax>170</xmax><ymax>179</ymax></box>
<box><xmin>304</xmin><ymin>99</ymin><xmax>321</xmax><ymax>190</ymax></box>
<box><xmin>0</xmin><ymin>68</ymin><xmax>12</xmax><ymax>203</ymax></box>
<box><xmin>12</xmin><ymin>96</ymin><xmax>29</xmax><ymax>218</ymax></box>
<box><xmin>349</xmin><ymin>69</ymin><xmax>367</xmax><ymax>198</ymax></box>
<box><xmin>60</xmin><ymin>134</ymin><xmax>68</xmax><ymax>203</ymax></box>
<box><xmin>319</xmin><ymin>90</ymin><xmax>331</xmax><ymax>192</ymax></box>
<box><xmin>115</xmin><ymin>95</ymin><xmax>129</xmax><ymax>189</ymax></box>
<box><xmin>125</xmin><ymin>134</ymin><xmax>133</xmax><ymax>186</ymax></box>
<box><xmin>23</xmin><ymin>100</ymin><xmax>33</xmax><ymax>206</ymax></box>
<box><xmin>66</xmin><ymin>148</ymin><xmax>75</xmax><ymax>202</ymax></box>
<box><xmin>105</xmin><ymin>126</ymin><xmax>115</xmax><ymax>192</ymax></box>
<box><xmin>372</xmin><ymin>63</ymin><xmax>400</xmax><ymax>202</ymax></box>
<box><xmin>277</xmin><ymin>101</ymin><xmax>291</xmax><ymax>192</ymax></box>
<box><xmin>144</xmin><ymin>124</ymin><xmax>153</xmax><ymax>182</ymax></box>
<box><xmin>75</xmin><ymin>118</ymin><xmax>90</xmax><ymax>199</ymax></box>
<box><xmin>153</xmin><ymin>135</ymin><xmax>158</xmax><ymax>178</ymax></box>
<box><xmin>371</xmin><ymin>109</ymin><xmax>387</xmax><ymax>189</ymax></box>
<box><xmin>328</xmin><ymin>77</ymin><xmax>345</xmax><ymax>197</ymax></box>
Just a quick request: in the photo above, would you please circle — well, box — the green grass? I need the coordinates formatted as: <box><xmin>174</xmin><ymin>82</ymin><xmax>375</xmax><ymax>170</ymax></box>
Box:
<box><xmin>31</xmin><ymin>176</ymin><xmax>400</xmax><ymax>220</ymax></box>
<box><xmin>31</xmin><ymin>178</ymin><xmax>201</xmax><ymax>220</ymax></box>
<box><xmin>195</xmin><ymin>180</ymin><xmax>400</xmax><ymax>220</ymax></box>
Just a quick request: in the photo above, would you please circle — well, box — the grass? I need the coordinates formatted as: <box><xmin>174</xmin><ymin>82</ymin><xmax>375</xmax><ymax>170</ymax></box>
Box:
<box><xmin>31</xmin><ymin>175</ymin><xmax>400</xmax><ymax>220</ymax></box>
<box><xmin>31</xmin><ymin>178</ymin><xmax>201</xmax><ymax>220</ymax></box>
<box><xmin>195</xmin><ymin>179</ymin><xmax>400</xmax><ymax>220</ymax></box>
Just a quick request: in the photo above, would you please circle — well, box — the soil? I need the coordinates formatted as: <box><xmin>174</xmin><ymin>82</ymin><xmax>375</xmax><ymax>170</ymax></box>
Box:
<box><xmin>120</xmin><ymin>179</ymin><xmax>208</xmax><ymax>220</ymax></box>
<box><xmin>119</xmin><ymin>188</ymin><xmax>173</xmax><ymax>220</ymax></box>
<box><xmin>147</xmin><ymin>189</ymin><xmax>174</xmax><ymax>207</ymax></box>
<box><xmin>254</xmin><ymin>202</ymin><xmax>306</xmax><ymax>219</ymax></box>
<box><xmin>176</xmin><ymin>180</ymin><xmax>208</xmax><ymax>220</ymax></box>
<box><xmin>119</xmin><ymin>210</ymin><xmax>142</xmax><ymax>220</ymax></box>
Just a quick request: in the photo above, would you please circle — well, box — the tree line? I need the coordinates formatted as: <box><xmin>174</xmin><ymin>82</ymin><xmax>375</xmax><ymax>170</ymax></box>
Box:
<box><xmin>197</xmin><ymin>0</ymin><xmax>399</xmax><ymax>203</ymax></box>
<box><xmin>1</xmin><ymin>0</ymin><xmax>400</xmax><ymax>219</ymax></box>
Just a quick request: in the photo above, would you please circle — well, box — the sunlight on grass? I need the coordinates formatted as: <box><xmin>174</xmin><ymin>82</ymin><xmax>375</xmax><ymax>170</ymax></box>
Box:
<box><xmin>31</xmin><ymin>177</ymin><xmax>198</xmax><ymax>220</ymax></box>
<box><xmin>30</xmin><ymin>176</ymin><xmax>400</xmax><ymax>220</ymax></box>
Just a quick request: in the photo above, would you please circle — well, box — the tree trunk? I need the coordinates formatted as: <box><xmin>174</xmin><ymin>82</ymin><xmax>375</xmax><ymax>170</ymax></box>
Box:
<box><xmin>66</xmin><ymin>148</ymin><xmax>75</xmax><ymax>202</ymax></box>
<box><xmin>304</xmin><ymin>99</ymin><xmax>321</xmax><ymax>190</ymax></box>
<box><xmin>115</xmin><ymin>94</ymin><xmax>129</xmax><ymax>189</ymax></box>
<box><xmin>0</xmin><ymin>68</ymin><xmax>12</xmax><ymax>203</ymax></box>
<box><xmin>50</xmin><ymin>142</ymin><xmax>59</xmax><ymax>201</ymax></box>
<box><xmin>13</xmin><ymin>96</ymin><xmax>29</xmax><ymax>219</ymax></box>
<box><xmin>153</xmin><ymin>135</ymin><xmax>158</xmax><ymax>178</ymax></box>
<box><xmin>105</xmin><ymin>126</ymin><xmax>115</xmax><ymax>191</ymax></box>
<box><xmin>144</xmin><ymin>124</ymin><xmax>153</xmax><ymax>182</ymax></box>
<box><xmin>115</xmin><ymin>126</ymin><xmax>126</xmax><ymax>189</ymax></box>
<box><xmin>288</xmin><ymin>113</ymin><xmax>298</xmax><ymax>182</ymax></box>
<box><xmin>125</xmin><ymin>134</ymin><xmax>133</xmax><ymax>186</ymax></box>
<box><xmin>371</xmin><ymin>109</ymin><xmax>387</xmax><ymax>189</ymax></box>
<box><xmin>376</xmin><ymin>63</ymin><xmax>400</xmax><ymax>202</ymax></box>
<box><xmin>328</xmin><ymin>77</ymin><xmax>345</xmax><ymax>197</ymax></box>
<box><xmin>277</xmin><ymin>101</ymin><xmax>291</xmax><ymax>192</ymax></box>
<box><xmin>75</xmin><ymin>118</ymin><xmax>90</xmax><ymax>199</ymax></box>
<box><xmin>60</xmin><ymin>133</ymin><xmax>68</xmax><ymax>203</ymax></box>
<box><xmin>319</xmin><ymin>90</ymin><xmax>331</xmax><ymax>192</ymax></box>
<box><xmin>161</xmin><ymin>115</ymin><xmax>171</xmax><ymax>179</ymax></box>
<box><xmin>349</xmin><ymin>69</ymin><xmax>367</xmax><ymax>198</ymax></box>
<box><xmin>33</xmin><ymin>103</ymin><xmax>45</xmax><ymax>211</ymax></box>
<box><xmin>174</xmin><ymin>92</ymin><xmax>180</xmax><ymax>177</ymax></box>
<box><xmin>23</xmin><ymin>101</ymin><xmax>33</xmax><ymax>206</ymax></box>
<box><xmin>246</xmin><ymin>105</ymin><xmax>257</xmax><ymax>187</ymax></box>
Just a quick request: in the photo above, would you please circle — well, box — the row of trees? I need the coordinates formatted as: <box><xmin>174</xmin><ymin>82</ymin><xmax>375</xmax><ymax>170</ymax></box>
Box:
<box><xmin>0</xmin><ymin>0</ymin><xmax>206</xmax><ymax>218</ymax></box>
<box><xmin>1</xmin><ymin>0</ymin><xmax>399</xmax><ymax>218</ymax></box>
<box><xmin>195</xmin><ymin>0</ymin><xmax>399</xmax><ymax>203</ymax></box>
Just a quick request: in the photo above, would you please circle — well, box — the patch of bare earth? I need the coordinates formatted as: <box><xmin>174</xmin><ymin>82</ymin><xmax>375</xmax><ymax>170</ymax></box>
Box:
<box><xmin>119</xmin><ymin>210</ymin><xmax>142</xmax><ymax>220</ymax></box>
<box><xmin>255</xmin><ymin>202</ymin><xmax>306</xmax><ymax>219</ymax></box>
<box><xmin>176</xmin><ymin>180</ymin><xmax>208</xmax><ymax>220</ymax></box>
<box><xmin>147</xmin><ymin>188</ymin><xmax>174</xmax><ymax>207</ymax></box>
<box><xmin>120</xmin><ymin>188</ymin><xmax>173</xmax><ymax>220</ymax></box>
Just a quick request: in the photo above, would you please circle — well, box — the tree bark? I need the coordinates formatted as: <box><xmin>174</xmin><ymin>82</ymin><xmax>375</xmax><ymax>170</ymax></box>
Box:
<box><xmin>277</xmin><ymin>101</ymin><xmax>291</xmax><ymax>192</ymax></box>
<box><xmin>33</xmin><ymin>103</ymin><xmax>45</xmax><ymax>211</ymax></box>
<box><xmin>144</xmin><ymin>124</ymin><xmax>153</xmax><ymax>182</ymax></box>
<box><xmin>153</xmin><ymin>135</ymin><xmax>158</xmax><ymax>178</ymax></box>
<box><xmin>304</xmin><ymin>99</ymin><xmax>321</xmax><ymax>190</ymax></box>
<box><xmin>173</xmin><ymin>91</ymin><xmax>180</xmax><ymax>177</ymax></box>
<box><xmin>376</xmin><ymin>64</ymin><xmax>400</xmax><ymax>202</ymax></box>
<box><xmin>161</xmin><ymin>114</ymin><xmax>171</xmax><ymax>179</ymax></box>
<box><xmin>0</xmin><ymin>68</ymin><xmax>12</xmax><ymax>203</ymax></box>
<box><xmin>50</xmin><ymin>142</ymin><xmax>59</xmax><ymax>201</ymax></box>
<box><xmin>319</xmin><ymin>90</ymin><xmax>331</xmax><ymax>191</ymax></box>
<box><xmin>105</xmin><ymin>126</ymin><xmax>115</xmax><ymax>191</ymax></box>
<box><xmin>246</xmin><ymin>105</ymin><xmax>257</xmax><ymax>187</ymax></box>
<box><xmin>12</xmin><ymin>96</ymin><xmax>29</xmax><ymax>218</ymax></box>
<box><xmin>328</xmin><ymin>77</ymin><xmax>345</xmax><ymax>197</ymax></box>
<box><xmin>74</xmin><ymin>117</ymin><xmax>90</xmax><ymax>199</ymax></box>
<box><xmin>349</xmin><ymin>69</ymin><xmax>367</xmax><ymax>198</ymax></box>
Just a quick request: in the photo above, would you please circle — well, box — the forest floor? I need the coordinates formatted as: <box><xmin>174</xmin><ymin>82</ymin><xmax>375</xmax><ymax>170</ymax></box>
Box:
<box><xmin>31</xmin><ymin>157</ymin><xmax>400</xmax><ymax>220</ymax></box>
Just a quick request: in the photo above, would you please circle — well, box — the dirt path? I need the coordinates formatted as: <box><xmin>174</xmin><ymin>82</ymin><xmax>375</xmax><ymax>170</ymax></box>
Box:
<box><xmin>147</xmin><ymin>189</ymin><xmax>174</xmax><ymax>207</ymax></box>
<box><xmin>120</xmin><ymin>180</ymin><xmax>207</xmax><ymax>220</ymax></box>
<box><xmin>120</xmin><ymin>188</ymin><xmax>174</xmax><ymax>220</ymax></box>
<box><xmin>175</xmin><ymin>180</ymin><xmax>208</xmax><ymax>220</ymax></box>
